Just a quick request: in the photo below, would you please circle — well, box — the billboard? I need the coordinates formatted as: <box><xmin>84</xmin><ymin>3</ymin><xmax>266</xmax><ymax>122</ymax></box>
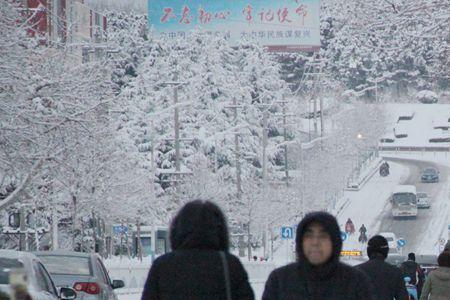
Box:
<box><xmin>148</xmin><ymin>0</ymin><xmax>320</xmax><ymax>52</ymax></box>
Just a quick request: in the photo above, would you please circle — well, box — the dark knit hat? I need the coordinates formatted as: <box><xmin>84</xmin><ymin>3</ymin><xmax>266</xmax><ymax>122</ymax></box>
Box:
<box><xmin>367</xmin><ymin>235</ymin><xmax>389</xmax><ymax>259</ymax></box>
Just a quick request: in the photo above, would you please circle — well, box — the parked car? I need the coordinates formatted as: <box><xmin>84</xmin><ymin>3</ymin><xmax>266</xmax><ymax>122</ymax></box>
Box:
<box><xmin>417</xmin><ymin>192</ymin><xmax>431</xmax><ymax>209</ymax></box>
<box><xmin>421</xmin><ymin>167</ymin><xmax>439</xmax><ymax>183</ymax></box>
<box><xmin>35</xmin><ymin>251</ymin><xmax>124</xmax><ymax>300</ymax></box>
<box><xmin>416</xmin><ymin>90</ymin><xmax>438</xmax><ymax>104</ymax></box>
<box><xmin>0</xmin><ymin>250</ymin><xmax>76</xmax><ymax>300</ymax></box>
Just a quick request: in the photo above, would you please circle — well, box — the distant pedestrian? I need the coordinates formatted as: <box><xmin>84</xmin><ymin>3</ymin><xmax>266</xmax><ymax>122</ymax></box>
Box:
<box><xmin>357</xmin><ymin>235</ymin><xmax>408</xmax><ymax>300</ymax></box>
<box><xmin>419</xmin><ymin>250</ymin><xmax>450</xmax><ymax>300</ymax></box>
<box><xmin>262</xmin><ymin>211</ymin><xmax>374</xmax><ymax>300</ymax></box>
<box><xmin>345</xmin><ymin>218</ymin><xmax>355</xmax><ymax>235</ymax></box>
<box><xmin>141</xmin><ymin>200</ymin><xmax>254</xmax><ymax>300</ymax></box>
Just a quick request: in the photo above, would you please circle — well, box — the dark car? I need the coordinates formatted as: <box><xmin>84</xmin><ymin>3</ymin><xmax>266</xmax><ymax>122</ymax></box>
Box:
<box><xmin>416</xmin><ymin>254</ymin><xmax>438</xmax><ymax>278</ymax></box>
<box><xmin>35</xmin><ymin>251</ymin><xmax>124</xmax><ymax>300</ymax></box>
<box><xmin>385</xmin><ymin>253</ymin><xmax>438</xmax><ymax>278</ymax></box>
<box><xmin>421</xmin><ymin>167</ymin><xmax>439</xmax><ymax>183</ymax></box>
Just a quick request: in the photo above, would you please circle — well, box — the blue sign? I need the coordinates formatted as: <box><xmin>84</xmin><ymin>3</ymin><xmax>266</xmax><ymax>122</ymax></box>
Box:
<box><xmin>397</xmin><ymin>238</ymin><xmax>406</xmax><ymax>248</ymax></box>
<box><xmin>341</xmin><ymin>231</ymin><xmax>348</xmax><ymax>242</ymax></box>
<box><xmin>113</xmin><ymin>225</ymin><xmax>128</xmax><ymax>235</ymax></box>
<box><xmin>281</xmin><ymin>226</ymin><xmax>294</xmax><ymax>239</ymax></box>
<box><xmin>148</xmin><ymin>0</ymin><xmax>321</xmax><ymax>51</ymax></box>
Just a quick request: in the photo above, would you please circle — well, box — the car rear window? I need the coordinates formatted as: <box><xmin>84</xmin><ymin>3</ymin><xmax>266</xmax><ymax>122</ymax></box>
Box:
<box><xmin>0</xmin><ymin>258</ymin><xmax>24</xmax><ymax>284</ymax></box>
<box><xmin>417</xmin><ymin>193</ymin><xmax>427</xmax><ymax>198</ymax></box>
<box><xmin>386</xmin><ymin>237</ymin><xmax>394</xmax><ymax>242</ymax></box>
<box><xmin>38</xmin><ymin>256</ymin><xmax>91</xmax><ymax>276</ymax></box>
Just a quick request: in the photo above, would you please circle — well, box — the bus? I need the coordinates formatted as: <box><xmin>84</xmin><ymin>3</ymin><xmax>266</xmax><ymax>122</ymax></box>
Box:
<box><xmin>391</xmin><ymin>185</ymin><xmax>418</xmax><ymax>218</ymax></box>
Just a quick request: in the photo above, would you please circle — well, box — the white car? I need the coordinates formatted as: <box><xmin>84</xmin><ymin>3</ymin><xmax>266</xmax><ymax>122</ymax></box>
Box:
<box><xmin>417</xmin><ymin>192</ymin><xmax>431</xmax><ymax>209</ymax></box>
<box><xmin>379</xmin><ymin>232</ymin><xmax>398</xmax><ymax>252</ymax></box>
<box><xmin>0</xmin><ymin>250</ymin><xmax>76</xmax><ymax>300</ymax></box>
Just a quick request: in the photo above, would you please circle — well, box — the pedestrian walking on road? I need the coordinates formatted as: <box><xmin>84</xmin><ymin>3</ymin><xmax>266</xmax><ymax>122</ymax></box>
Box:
<box><xmin>419</xmin><ymin>250</ymin><xmax>450</xmax><ymax>300</ymax></box>
<box><xmin>357</xmin><ymin>235</ymin><xmax>408</xmax><ymax>300</ymax></box>
<box><xmin>141</xmin><ymin>200</ymin><xmax>254</xmax><ymax>300</ymax></box>
<box><xmin>262</xmin><ymin>211</ymin><xmax>374</xmax><ymax>300</ymax></box>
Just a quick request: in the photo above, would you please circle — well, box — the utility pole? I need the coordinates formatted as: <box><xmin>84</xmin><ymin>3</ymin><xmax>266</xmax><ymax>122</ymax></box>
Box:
<box><xmin>52</xmin><ymin>210</ymin><xmax>59</xmax><ymax>250</ymax></box>
<box><xmin>282</xmin><ymin>101</ymin><xmax>289</xmax><ymax>183</ymax></box>
<box><xmin>320</xmin><ymin>96</ymin><xmax>324</xmax><ymax>137</ymax></box>
<box><xmin>262</xmin><ymin>110</ymin><xmax>268</xmax><ymax>181</ymax></box>
<box><xmin>233</xmin><ymin>97</ymin><xmax>242</xmax><ymax>198</ymax></box>
<box><xmin>313</xmin><ymin>96</ymin><xmax>318</xmax><ymax>136</ymax></box>
<box><xmin>174</xmin><ymin>78</ymin><xmax>181</xmax><ymax>173</ymax></box>
<box><xmin>19</xmin><ymin>206</ymin><xmax>26</xmax><ymax>251</ymax></box>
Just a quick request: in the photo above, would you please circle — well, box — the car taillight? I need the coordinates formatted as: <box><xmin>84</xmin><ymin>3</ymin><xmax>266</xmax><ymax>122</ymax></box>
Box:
<box><xmin>73</xmin><ymin>282</ymin><xmax>101</xmax><ymax>295</ymax></box>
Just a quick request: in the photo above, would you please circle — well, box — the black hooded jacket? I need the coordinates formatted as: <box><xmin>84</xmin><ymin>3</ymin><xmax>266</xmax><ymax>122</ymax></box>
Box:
<box><xmin>262</xmin><ymin>212</ymin><xmax>374</xmax><ymax>300</ymax></box>
<box><xmin>357</xmin><ymin>255</ymin><xmax>408</xmax><ymax>300</ymax></box>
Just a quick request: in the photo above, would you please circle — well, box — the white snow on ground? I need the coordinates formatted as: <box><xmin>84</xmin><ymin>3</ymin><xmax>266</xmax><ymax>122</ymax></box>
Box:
<box><xmin>381</xmin><ymin>104</ymin><xmax>450</xmax><ymax>148</ymax></box>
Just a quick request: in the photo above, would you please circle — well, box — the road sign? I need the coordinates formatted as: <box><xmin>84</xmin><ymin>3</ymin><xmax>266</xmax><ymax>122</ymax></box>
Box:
<box><xmin>397</xmin><ymin>238</ymin><xmax>406</xmax><ymax>248</ymax></box>
<box><xmin>340</xmin><ymin>250</ymin><xmax>362</xmax><ymax>256</ymax></box>
<box><xmin>341</xmin><ymin>231</ymin><xmax>348</xmax><ymax>242</ymax></box>
<box><xmin>113</xmin><ymin>225</ymin><xmax>128</xmax><ymax>235</ymax></box>
<box><xmin>281</xmin><ymin>227</ymin><xmax>294</xmax><ymax>239</ymax></box>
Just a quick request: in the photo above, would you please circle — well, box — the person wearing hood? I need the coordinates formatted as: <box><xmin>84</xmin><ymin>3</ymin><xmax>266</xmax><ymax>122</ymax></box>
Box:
<box><xmin>419</xmin><ymin>250</ymin><xmax>450</xmax><ymax>300</ymax></box>
<box><xmin>356</xmin><ymin>235</ymin><xmax>408</xmax><ymax>300</ymax></box>
<box><xmin>262</xmin><ymin>211</ymin><xmax>374</xmax><ymax>300</ymax></box>
<box><xmin>141</xmin><ymin>200</ymin><xmax>254</xmax><ymax>300</ymax></box>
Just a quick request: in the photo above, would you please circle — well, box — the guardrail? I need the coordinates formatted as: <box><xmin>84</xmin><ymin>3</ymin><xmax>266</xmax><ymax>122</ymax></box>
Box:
<box><xmin>379</xmin><ymin>146</ymin><xmax>450</xmax><ymax>152</ymax></box>
<box><xmin>106</xmin><ymin>258</ymin><xmax>275</xmax><ymax>297</ymax></box>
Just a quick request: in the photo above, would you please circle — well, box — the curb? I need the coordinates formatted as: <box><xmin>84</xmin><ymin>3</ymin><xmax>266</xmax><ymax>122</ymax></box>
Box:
<box><xmin>344</xmin><ymin>157</ymin><xmax>384</xmax><ymax>191</ymax></box>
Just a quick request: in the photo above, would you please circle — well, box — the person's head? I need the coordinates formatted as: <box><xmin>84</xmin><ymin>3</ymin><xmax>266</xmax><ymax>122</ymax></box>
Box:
<box><xmin>437</xmin><ymin>251</ymin><xmax>450</xmax><ymax>267</ymax></box>
<box><xmin>367</xmin><ymin>235</ymin><xmax>389</xmax><ymax>259</ymax></box>
<box><xmin>408</xmin><ymin>252</ymin><xmax>416</xmax><ymax>261</ymax></box>
<box><xmin>170</xmin><ymin>200</ymin><xmax>229</xmax><ymax>251</ymax></box>
<box><xmin>296</xmin><ymin>212</ymin><xmax>341</xmax><ymax>266</ymax></box>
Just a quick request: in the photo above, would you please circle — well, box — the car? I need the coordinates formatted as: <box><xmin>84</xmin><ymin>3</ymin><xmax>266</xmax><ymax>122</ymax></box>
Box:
<box><xmin>416</xmin><ymin>90</ymin><xmax>438</xmax><ymax>104</ymax></box>
<box><xmin>416</xmin><ymin>254</ymin><xmax>438</xmax><ymax>278</ymax></box>
<box><xmin>385</xmin><ymin>254</ymin><xmax>406</xmax><ymax>267</ymax></box>
<box><xmin>35</xmin><ymin>251</ymin><xmax>124</xmax><ymax>300</ymax></box>
<box><xmin>378</xmin><ymin>232</ymin><xmax>398</xmax><ymax>251</ymax></box>
<box><xmin>417</xmin><ymin>192</ymin><xmax>431</xmax><ymax>209</ymax></box>
<box><xmin>385</xmin><ymin>254</ymin><xmax>438</xmax><ymax>278</ymax></box>
<box><xmin>0</xmin><ymin>250</ymin><xmax>76</xmax><ymax>300</ymax></box>
<box><xmin>421</xmin><ymin>167</ymin><xmax>439</xmax><ymax>183</ymax></box>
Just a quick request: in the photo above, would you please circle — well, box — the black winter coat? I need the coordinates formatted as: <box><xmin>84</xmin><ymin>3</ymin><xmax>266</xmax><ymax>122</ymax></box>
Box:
<box><xmin>357</xmin><ymin>256</ymin><xmax>409</xmax><ymax>300</ymax></box>
<box><xmin>262</xmin><ymin>261</ymin><xmax>374</xmax><ymax>300</ymax></box>
<box><xmin>141</xmin><ymin>249</ymin><xmax>254</xmax><ymax>300</ymax></box>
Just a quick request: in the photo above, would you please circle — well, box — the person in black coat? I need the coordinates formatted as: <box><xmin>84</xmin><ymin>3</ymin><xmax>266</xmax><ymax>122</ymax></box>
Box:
<box><xmin>400</xmin><ymin>252</ymin><xmax>425</xmax><ymax>298</ymax></box>
<box><xmin>262</xmin><ymin>211</ymin><xmax>374</xmax><ymax>300</ymax></box>
<box><xmin>356</xmin><ymin>235</ymin><xmax>408</xmax><ymax>300</ymax></box>
<box><xmin>141</xmin><ymin>200</ymin><xmax>254</xmax><ymax>300</ymax></box>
